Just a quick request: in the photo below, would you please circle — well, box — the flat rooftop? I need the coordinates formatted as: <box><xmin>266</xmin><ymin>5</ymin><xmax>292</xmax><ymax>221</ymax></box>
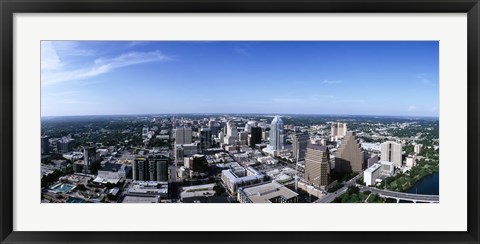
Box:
<box><xmin>240</xmin><ymin>181</ymin><xmax>298</xmax><ymax>203</ymax></box>
<box><xmin>121</xmin><ymin>195</ymin><xmax>159</xmax><ymax>203</ymax></box>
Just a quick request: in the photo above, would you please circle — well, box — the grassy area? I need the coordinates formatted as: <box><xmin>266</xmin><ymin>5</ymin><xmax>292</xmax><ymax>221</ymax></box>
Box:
<box><xmin>332</xmin><ymin>186</ymin><xmax>370</xmax><ymax>203</ymax></box>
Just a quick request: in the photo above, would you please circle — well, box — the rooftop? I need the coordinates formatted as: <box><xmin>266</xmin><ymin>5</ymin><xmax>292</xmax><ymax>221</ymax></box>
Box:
<box><xmin>239</xmin><ymin>181</ymin><xmax>298</xmax><ymax>203</ymax></box>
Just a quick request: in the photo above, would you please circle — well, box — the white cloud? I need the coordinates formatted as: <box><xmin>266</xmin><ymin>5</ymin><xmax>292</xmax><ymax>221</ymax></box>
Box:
<box><xmin>127</xmin><ymin>41</ymin><xmax>148</xmax><ymax>48</ymax></box>
<box><xmin>234</xmin><ymin>47</ymin><xmax>250</xmax><ymax>56</ymax></box>
<box><xmin>42</xmin><ymin>50</ymin><xmax>172</xmax><ymax>86</ymax></box>
<box><xmin>408</xmin><ymin>105</ymin><xmax>417</xmax><ymax>111</ymax></box>
<box><xmin>417</xmin><ymin>73</ymin><xmax>434</xmax><ymax>85</ymax></box>
<box><xmin>41</xmin><ymin>42</ymin><xmax>63</xmax><ymax>71</ymax></box>
<box><xmin>322</xmin><ymin>79</ymin><xmax>343</xmax><ymax>84</ymax></box>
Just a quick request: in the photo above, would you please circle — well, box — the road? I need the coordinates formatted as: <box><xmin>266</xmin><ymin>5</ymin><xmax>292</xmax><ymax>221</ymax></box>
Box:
<box><xmin>359</xmin><ymin>186</ymin><xmax>439</xmax><ymax>202</ymax></box>
<box><xmin>316</xmin><ymin>173</ymin><xmax>362</xmax><ymax>203</ymax></box>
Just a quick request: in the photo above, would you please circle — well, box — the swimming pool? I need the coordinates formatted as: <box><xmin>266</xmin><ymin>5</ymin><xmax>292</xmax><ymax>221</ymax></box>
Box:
<box><xmin>66</xmin><ymin>197</ymin><xmax>87</xmax><ymax>203</ymax></box>
<box><xmin>51</xmin><ymin>183</ymin><xmax>75</xmax><ymax>193</ymax></box>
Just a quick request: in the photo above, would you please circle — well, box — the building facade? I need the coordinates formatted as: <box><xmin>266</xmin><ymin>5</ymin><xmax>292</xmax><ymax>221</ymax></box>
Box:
<box><xmin>380</xmin><ymin>141</ymin><xmax>403</xmax><ymax>167</ymax></box>
<box><xmin>335</xmin><ymin>131</ymin><xmax>365</xmax><ymax>172</ymax></box>
<box><xmin>249</xmin><ymin>126</ymin><xmax>262</xmax><ymax>148</ymax></box>
<box><xmin>292</xmin><ymin>133</ymin><xmax>309</xmax><ymax>161</ymax></box>
<box><xmin>304</xmin><ymin>144</ymin><xmax>330</xmax><ymax>187</ymax></box>
<box><xmin>237</xmin><ymin>181</ymin><xmax>298</xmax><ymax>203</ymax></box>
<box><xmin>331</xmin><ymin>122</ymin><xmax>347</xmax><ymax>139</ymax></box>
<box><xmin>41</xmin><ymin>135</ymin><xmax>50</xmax><ymax>155</ymax></box>
<box><xmin>175</xmin><ymin>127</ymin><xmax>192</xmax><ymax>145</ymax></box>
<box><xmin>269</xmin><ymin>116</ymin><xmax>284</xmax><ymax>151</ymax></box>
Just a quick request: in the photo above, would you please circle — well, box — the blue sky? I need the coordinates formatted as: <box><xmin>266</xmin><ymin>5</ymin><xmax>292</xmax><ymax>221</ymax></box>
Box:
<box><xmin>41</xmin><ymin>41</ymin><xmax>439</xmax><ymax>117</ymax></box>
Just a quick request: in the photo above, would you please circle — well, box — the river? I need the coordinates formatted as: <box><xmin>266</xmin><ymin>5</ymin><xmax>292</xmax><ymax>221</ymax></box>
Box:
<box><xmin>405</xmin><ymin>172</ymin><xmax>439</xmax><ymax>195</ymax></box>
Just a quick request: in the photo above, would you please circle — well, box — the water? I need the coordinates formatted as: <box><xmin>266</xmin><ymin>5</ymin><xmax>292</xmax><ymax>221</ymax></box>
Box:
<box><xmin>405</xmin><ymin>172</ymin><xmax>439</xmax><ymax>195</ymax></box>
<box><xmin>51</xmin><ymin>183</ymin><xmax>74</xmax><ymax>193</ymax></box>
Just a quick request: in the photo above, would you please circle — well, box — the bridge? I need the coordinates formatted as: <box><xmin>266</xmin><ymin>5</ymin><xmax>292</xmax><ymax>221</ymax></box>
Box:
<box><xmin>361</xmin><ymin>186</ymin><xmax>439</xmax><ymax>203</ymax></box>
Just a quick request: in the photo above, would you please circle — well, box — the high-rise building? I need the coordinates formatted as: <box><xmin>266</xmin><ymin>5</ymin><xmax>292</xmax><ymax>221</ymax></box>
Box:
<box><xmin>175</xmin><ymin>127</ymin><xmax>192</xmax><ymax>145</ymax></box>
<box><xmin>238</xmin><ymin>131</ymin><xmax>249</xmax><ymax>144</ymax></box>
<box><xmin>244</xmin><ymin>121</ymin><xmax>257</xmax><ymax>133</ymax></box>
<box><xmin>292</xmin><ymin>133</ymin><xmax>309</xmax><ymax>161</ymax></box>
<box><xmin>335</xmin><ymin>131</ymin><xmax>365</xmax><ymax>172</ymax></box>
<box><xmin>57</xmin><ymin>137</ymin><xmax>74</xmax><ymax>153</ymax></box>
<box><xmin>269</xmin><ymin>116</ymin><xmax>284</xmax><ymax>151</ymax></box>
<box><xmin>414</xmin><ymin>144</ymin><xmax>423</xmax><ymax>154</ymax></box>
<box><xmin>156</xmin><ymin>160</ymin><xmax>169</xmax><ymax>182</ymax></box>
<box><xmin>249</xmin><ymin>127</ymin><xmax>262</xmax><ymax>148</ymax></box>
<box><xmin>132</xmin><ymin>158</ymin><xmax>168</xmax><ymax>182</ymax></box>
<box><xmin>41</xmin><ymin>135</ymin><xmax>50</xmax><ymax>155</ymax></box>
<box><xmin>331</xmin><ymin>122</ymin><xmax>347</xmax><ymax>139</ymax></box>
<box><xmin>83</xmin><ymin>145</ymin><xmax>98</xmax><ymax>174</ymax></box>
<box><xmin>142</xmin><ymin>127</ymin><xmax>149</xmax><ymax>138</ymax></box>
<box><xmin>199</xmin><ymin>128</ymin><xmax>213</xmax><ymax>150</ymax></box>
<box><xmin>132</xmin><ymin>157</ymin><xmax>147</xmax><ymax>181</ymax></box>
<box><xmin>224</xmin><ymin>121</ymin><xmax>238</xmax><ymax>145</ymax></box>
<box><xmin>304</xmin><ymin>144</ymin><xmax>330</xmax><ymax>187</ymax></box>
<box><xmin>380</xmin><ymin>141</ymin><xmax>403</xmax><ymax>167</ymax></box>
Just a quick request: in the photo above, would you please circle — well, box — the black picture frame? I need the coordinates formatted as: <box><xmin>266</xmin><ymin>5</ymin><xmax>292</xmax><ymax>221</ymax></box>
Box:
<box><xmin>1</xmin><ymin>0</ymin><xmax>479</xmax><ymax>243</ymax></box>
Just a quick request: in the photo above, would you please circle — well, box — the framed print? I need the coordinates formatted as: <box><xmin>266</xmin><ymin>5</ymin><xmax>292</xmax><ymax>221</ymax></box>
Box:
<box><xmin>1</xmin><ymin>0</ymin><xmax>479</xmax><ymax>244</ymax></box>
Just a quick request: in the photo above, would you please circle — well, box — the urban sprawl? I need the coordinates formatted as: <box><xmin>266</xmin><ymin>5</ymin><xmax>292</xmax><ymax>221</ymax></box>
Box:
<box><xmin>41</xmin><ymin>114</ymin><xmax>439</xmax><ymax>203</ymax></box>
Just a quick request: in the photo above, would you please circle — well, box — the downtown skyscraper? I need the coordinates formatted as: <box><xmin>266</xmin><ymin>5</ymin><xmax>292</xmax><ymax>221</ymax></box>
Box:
<box><xmin>269</xmin><ymin>116</ymin><xmax>284</xmax><ymax>151</ymax></box>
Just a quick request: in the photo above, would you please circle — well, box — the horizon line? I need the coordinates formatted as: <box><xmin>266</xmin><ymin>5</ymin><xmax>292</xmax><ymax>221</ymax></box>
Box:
<box><xmin>41</xmin><ymin>112</ymin><xmax>440</xmax><ymax>119</ymax></box>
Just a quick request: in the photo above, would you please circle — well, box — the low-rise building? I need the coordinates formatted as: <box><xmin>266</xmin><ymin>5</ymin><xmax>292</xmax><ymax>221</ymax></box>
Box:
<box><xmin>221</xmin><ymin>165</ymin><xmax>265</xmax><ymax>194</ymax></box>
<box><xmin>363</xmin><ymin>161</ymin><xmax>395</xmax><ymax>186</ymax></box>
<box><xmin>237</xmin><ymin>181</ymin><xmax>299</xmax><ymax>203</ymax></box>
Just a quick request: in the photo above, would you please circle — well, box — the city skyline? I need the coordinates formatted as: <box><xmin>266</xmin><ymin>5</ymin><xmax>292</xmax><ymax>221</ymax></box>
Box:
<box><xmin>41</xmin><ymin>41</ymin><xmax>439</xmax><ymax>117</ymax></box>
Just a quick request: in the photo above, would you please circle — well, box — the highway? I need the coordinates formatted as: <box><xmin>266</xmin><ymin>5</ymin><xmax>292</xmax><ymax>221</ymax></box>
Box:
<box><xmin>359</xmin><ymin>186</ymin><xmax>439</xmax><ymax>202</ymax></box>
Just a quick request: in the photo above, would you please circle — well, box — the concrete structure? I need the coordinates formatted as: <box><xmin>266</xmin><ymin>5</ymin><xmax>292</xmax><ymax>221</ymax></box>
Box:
<box><xmin>57</xmin><ymin>137</ymin><xmax>74</xmax><ymax>153</ymax></box>
<box><xmin>304</xmin><ymin>144</ymin><xmax>330</xmax><ymax>187</ymax></box>
<box><xmin>249</xmin><ymin>127</ymin><xmax>262</xmax><ymax>148</ymax></box>
<box><xmin>221</xmin><ymin>164</ymin><xmax>264</xmax><ymax>194</ymax></box>
<box><xmin>244</xmin><ymin>121</ymin><xmax>257</xmax><ymax>133</ymax></box>
<box><xmin>126</xmin><ymin>181</ymin><xmax>168</xmax><ymax>200</ymax></box>
<box><xmin>180</xmin><ymin>183</ymin><xmax>216</xmax><ymax>200</ymax></box>
<box><xmin>268</xmin><ymin>116</ymin><xmax>284</xmax><ymax>151</ymax></box>
<box><xmin>132</xmin><ymin>157</ymin><xmax>147</xmax><ymax>181</ymax></box>
<box><xmin>361</xmin><ymin>142</ymin><xmax>381</xmax><ymax>153</ymax></box>
<box><xmin>41</xmin><ymin>135</ymin><xmax>50</xmax><ymax>155</ymax></box>
<box><xmin>367</xmin><ymin>154</ymin><xmax>379</xmax><ymax>168</ymax></box>
<box><xmin>381</xmin><ymin>141</ymin><xmax>403</xmax><ymax>167</ymax></box>
<box><xmin>363</xmin><ymin>161</ymin><xmax>395</xmax><ymax>186</ymax></box>
<box><xmin>132</xmin><ymin>157</ymin><xmax>168</xmax><ymax>181</ymax></box>
<box><xmin>156</xmin><ymin>160</ymin><xmax>169</xmax><ymax>182</ymax></box>
<box><xmin>224</xmin><ymin>120</ymin><xmax>238</xmax><ymax>145</ymax></box>
<box><xmin>292</xmin><ymin>133</ymin><xmax>309</xmax><ymax>161</ymax></box>
<box><xmin>331</xmin><ymin>122</ymin><xmax>347</xmax><ymax>139</ymax></box>
<box><xmin>199</xmin><ymin>128</ymin><xmax>213</xmax><ymax>151</ymax></box>
<box><xmin>95</xmin><ymin>163</ymin><xmax>129</xmax><ymax>184</ymax></box>
<box><xmin>406</xmin><ymin>153</ymin><xmax>417</xmax><ymax>168</ymax></box>
<box><xmin>175</xmin><ymin>127</ymin><xmax>192</xmax><ymax>145</ymax></box>
<box><xmin>237</xmin><ymin>181</ymin><xmax>299</xmax><ymax>203</ymax></box>
<box><xmin>83</xmin><ymin>145</ymin><xmax>98</xmax><ymax>174</ymax></box>
<box><xmin>335</xmin><ymin>131</ymin><xmax>365</xmax><ymax>172</ymax></box>
<box><xmin>142</xmin><ymin>127</ymin><xmax>149</xmax><ymax>138</ymax></box>
<box><xmin>414</xmin><ymin>144</ymin><xmax>423</xmax><ymax>154</ymax></box>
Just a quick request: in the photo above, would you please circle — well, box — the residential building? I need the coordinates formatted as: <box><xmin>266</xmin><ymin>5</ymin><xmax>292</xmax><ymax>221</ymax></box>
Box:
<box><xmin>381</xmin><ymin>141</ymin><xmax>403</xmax><ymax>167</ymax></box>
